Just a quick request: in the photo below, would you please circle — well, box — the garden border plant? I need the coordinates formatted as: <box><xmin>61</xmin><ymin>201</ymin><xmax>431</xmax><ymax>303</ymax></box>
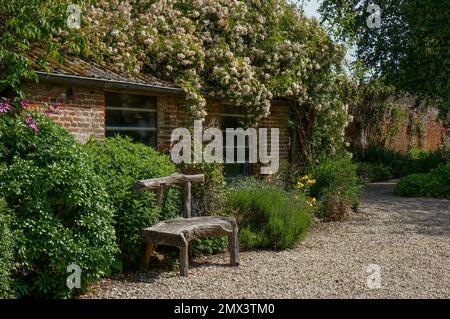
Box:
<box><xmin>226</xmin><ymin>177</ymin><xmax>315</xmax><ymax>250</ymax></box>
<box><xmin>0</xmin><ymin>99</ymin><xmax>118</xmax><ymax>298</ymax></box>
<box><xmin>84</xmin><ymin>135</ymin><xmax>182</xmax><ymax>271</ymax></box>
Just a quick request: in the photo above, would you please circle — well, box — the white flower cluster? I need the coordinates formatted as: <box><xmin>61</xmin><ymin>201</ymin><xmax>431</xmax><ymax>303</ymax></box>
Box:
<box><xmin>80</xmin><ymin>0</ymin><xmax>353</xmax><ymax>147</ymax></box>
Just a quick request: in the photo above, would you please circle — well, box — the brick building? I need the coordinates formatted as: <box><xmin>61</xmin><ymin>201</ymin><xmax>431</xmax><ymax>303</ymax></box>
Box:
<box><xmin>24</xmin><ymin>51</ymin><xmax>291</xmax><ymax>178</ymax></box>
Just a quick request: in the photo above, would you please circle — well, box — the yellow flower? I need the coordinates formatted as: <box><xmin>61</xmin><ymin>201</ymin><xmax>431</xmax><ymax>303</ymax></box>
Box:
<box><xmin>307</xmin><ymin>197</ymin><xmax>317</xmax><ymax>207</ymax></box>
<box><xmin>307</xmin><ymin>179</ymin><xmax>316</xmax><ymax>185</ymax></box>
<box><xmin>296</xmin><ymin>182</ymin><xmax>304</xmax><ymax>188</ymax></box>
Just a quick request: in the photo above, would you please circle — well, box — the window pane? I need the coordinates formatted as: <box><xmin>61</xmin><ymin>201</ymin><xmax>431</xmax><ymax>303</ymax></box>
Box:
<box><xmin>105</xmin><ymin>92</ymin><xmax>157</xmax><ymax>147</ymax></box>
<box><xmin>106</xmin><ymin>110</ymin><xmax>156</xmax><ymax>128</ymax></box>
<box><xmin>220</xmin><ymin>114</ymin><xmax>252</xmax><ymax>178</ymax></box>
<box><xmin>106</xmin><ymin>130</ymin><xmax>156</xmax><ymax>147</ymax></box>
<box><xmin>224</xmin><ymin>163</ymin><xmax>253</xmax><ymax>179</ymax></box>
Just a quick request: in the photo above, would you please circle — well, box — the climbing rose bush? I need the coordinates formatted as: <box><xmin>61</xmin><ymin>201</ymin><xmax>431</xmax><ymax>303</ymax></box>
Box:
<box><xmin>2</xmin><ymin>0</ymin><xmax>355</xmax><ymax>159</ymax></box>
<box><xmin>75</xmin><ymin>0</ymin><xmax>354</xmax><ymax>157</ymax></box>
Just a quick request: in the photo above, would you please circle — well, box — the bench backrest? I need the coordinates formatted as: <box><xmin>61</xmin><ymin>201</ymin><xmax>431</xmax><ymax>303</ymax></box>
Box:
<box><xmin>134</xmin><ymin>173</ymin><xmax>205</xmax><ymax>218</ymax></box>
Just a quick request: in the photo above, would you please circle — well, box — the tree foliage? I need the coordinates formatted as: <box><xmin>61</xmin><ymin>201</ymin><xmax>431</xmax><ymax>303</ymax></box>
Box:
<box><xmin>319</xmin><ymin>0</ymin><xmax>449</xmax><ymax>119</ymax></box>
<box><xmin>0</xmin><ymin>0</ymin><xmax>86</xmax><ymax>96</ymax></box>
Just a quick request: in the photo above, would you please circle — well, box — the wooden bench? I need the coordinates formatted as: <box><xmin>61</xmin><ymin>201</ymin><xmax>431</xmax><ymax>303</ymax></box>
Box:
<box><xmin>135</xmin><ymin>173</ymin><xmax>240</xmax><ymax>276</ymax></box>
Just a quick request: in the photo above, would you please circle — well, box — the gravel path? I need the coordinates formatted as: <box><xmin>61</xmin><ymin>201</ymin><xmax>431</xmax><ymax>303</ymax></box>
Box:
<box><xmin>82</xmin><ymin>181</ymin><xmax>449</xmax><ymax>299</ymax></box>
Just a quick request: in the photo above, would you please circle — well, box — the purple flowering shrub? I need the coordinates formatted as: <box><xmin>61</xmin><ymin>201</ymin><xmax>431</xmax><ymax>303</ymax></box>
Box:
<box><xmin>0</xmin><ymin>98</ymin><xmax>118</xmax><ymax>298</ymax></box>
<box><xmin>0</xmin><ymin>98</ymin><xmax>61</xmax><ymax>134</ymax></box>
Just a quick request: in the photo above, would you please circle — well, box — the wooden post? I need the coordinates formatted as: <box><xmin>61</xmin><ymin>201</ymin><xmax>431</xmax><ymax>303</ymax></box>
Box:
<box><xmin>230</xmin><ymin>222</ymin><xmax>240</xmax><ymax>266</ymax></box>
<box><xmin>183</xmin><ymin>181</ymin><xmax>192</xmax><ymax>218</ymax></box>
<box><xmin>180</xmin><ymin>242</ymin><xmax>189</xmax><ymax>276</ymax></box>
<box><xmin>140</xmin><ymin>243</ymin><xmax>154</xmax><ymax>271</ymax></box>
<box><xmin>156</xmin><ymin>184</ymin><xmax>165</xmax><ymax>207</ymax></box>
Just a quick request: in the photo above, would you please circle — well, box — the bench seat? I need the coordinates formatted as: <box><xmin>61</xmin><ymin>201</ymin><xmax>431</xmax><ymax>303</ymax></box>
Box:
<box><xmin>141</xmin><ymin>216</ymin><xmax>240</xmax><ymax>276</ymax></box>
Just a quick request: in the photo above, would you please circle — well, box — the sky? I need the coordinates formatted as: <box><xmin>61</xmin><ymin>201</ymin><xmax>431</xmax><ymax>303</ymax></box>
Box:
<box><xmin>292</xmin><ymin>0</ymin><xmax>357</xmax><ymax>64</ymax></box>
<box><xmin>301</xmin><ymin>0</ymin><xmax>322</xmax><ymax>19</ymax></box>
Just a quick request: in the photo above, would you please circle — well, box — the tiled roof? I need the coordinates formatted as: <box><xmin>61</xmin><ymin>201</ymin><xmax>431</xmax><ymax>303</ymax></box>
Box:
<box><xmin>25</xmin><ymin>47</ymin><xmax>179</xmax><ymax>90</ymax></box>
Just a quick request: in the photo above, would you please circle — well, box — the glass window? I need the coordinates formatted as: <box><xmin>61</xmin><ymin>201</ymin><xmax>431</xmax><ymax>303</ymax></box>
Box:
<box><xmin>105</xmin><ymin>92</ymin><xmax>157</xmax><ymax>147</ymax></box>
<box><xmin>221</xmin><ymin>112</ymin><xmax>253</xmax><ymax>179</ymax></box>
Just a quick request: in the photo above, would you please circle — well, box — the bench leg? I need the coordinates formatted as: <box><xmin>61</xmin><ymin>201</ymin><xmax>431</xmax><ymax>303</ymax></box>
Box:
<box><xmin>230</xmin><ymin>224</ymin><xmax>240</xmax><ymax>266</ymax></box>
<box><xmin>188</xmin><ymin>242</ymin><xmax>193</xmax><ymax>261</ymax></box>
<box><xmin>140</xmin><ymin>243</ymin><xmax>154</xmax><ymax>271</ymax></box>
<box><xmin>180</xmin><ymin>242</ymin><xmax>189</xmax><ymax>276</ymax></box>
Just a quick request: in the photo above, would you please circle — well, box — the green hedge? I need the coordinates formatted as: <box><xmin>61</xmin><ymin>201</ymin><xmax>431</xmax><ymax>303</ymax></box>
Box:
<box><xmin>0</xmin><ymin>112</ymin><xmax>117</xmax><ymax>298</ymax></box>
<box><xmin>226</xmin><ymin>178</ymin><xmax>313</xmax><ymax>250</ymax></box>
<box><xmin>395</xmin><ymin>163</ymin><xmax>450</xmax><ymax>199</ymax></box>
<box><xmin>84</xmin><ymin>136</ymin><xmax>181</xmax><ymax>270</ymax></box>
<box><xmin>353</xmin><ymin>144</ymin><xmax>449</xmax><ymax>177</ymax></box>
<box><xmin>308</xmin><ymin>157</ymin><xmax>362</xmax><ymax>220</ymax></box>
<box><xmin>0</xmin><ymin>199</ymin><xmax>14</xmax><ymax>298</ymax></box>
<box><xmin>357</xmin><ymin>162</ymin><xmax>393</xmax><ymax>182</ymax></box>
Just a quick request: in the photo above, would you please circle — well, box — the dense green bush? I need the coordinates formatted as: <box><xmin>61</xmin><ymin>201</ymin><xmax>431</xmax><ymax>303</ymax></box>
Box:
<box><xmin>308</xmin><ymin>157</ymin><xmax>362</xmax><ymax>220</ymax></box>
<box><xmin>84</xmin><ymin>136</ymin><xmax>181</xmax><ymax>270</ymax></box>
<box><xmin>353</xmin><ymin>144</ymin><xmax>449</xmax><ymax>177</ymax></box>
<box><xmin>0</xmin><ymin>109</ymin><xmax>117</xmax><ymax>298</ymax></box>
<box><xmin>226</xmin><ymin>178</ymin><xmax>313</xmax><ymax>250</ymax></box>
<box><xmin>0</xmin><ymin>199</ymin><xmax>14</xmax><ymax>298</ymax></box>
<box><xmin>408</xmin><ymin>148</ymin><xmax>450</xmax><ymax>174</ymax></box>
<box><xmin>191</xmin><ymin>237</ymin><xmax>228</xmax><ymax>256</ymax></box>
<box><xmin>395</xmin><ymin>163</ymin><xmax>450</xmax><ymax>199</ymax></box>
<box><xmin>357</xmin><ymin>162</ymin><xmax>393</xmax><ymax>183</ymax></box>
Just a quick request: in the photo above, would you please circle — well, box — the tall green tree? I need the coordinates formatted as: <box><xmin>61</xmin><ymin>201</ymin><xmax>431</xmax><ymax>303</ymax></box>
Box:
<box><xmin>0</xmin><ymin>0</ymin><xmax>85</xmax><ymax>96</ymax></box>
<box><xmin>319</xmin><ymin>0</ymin><xmax>449</xmax><ymax>119</ymax></box>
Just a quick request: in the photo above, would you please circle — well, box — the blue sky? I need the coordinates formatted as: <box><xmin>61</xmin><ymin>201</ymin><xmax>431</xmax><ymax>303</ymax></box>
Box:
<box><xmin>292</xmin><ymin>0</ymin><xmax>357</xmax><ymax>64</ymax></box>
<box><xmin>301</xmin><ymin>0</ymin><xmax>322</xmax><ymax>19</ymax></box>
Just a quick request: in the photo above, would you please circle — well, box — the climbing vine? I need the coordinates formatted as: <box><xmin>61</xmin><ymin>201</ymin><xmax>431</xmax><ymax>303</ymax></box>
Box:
<box><xmin>1</xmin><ymin>0</ymin><xmax>355</xmax><ymax>162</ymax></box>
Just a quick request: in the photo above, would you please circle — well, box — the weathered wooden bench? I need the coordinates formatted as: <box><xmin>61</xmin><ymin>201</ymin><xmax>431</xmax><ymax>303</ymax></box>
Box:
<box><xmin>135</xmin><ymin>173</ymin><xmax>239</xmax><ymax>276</ymax></box>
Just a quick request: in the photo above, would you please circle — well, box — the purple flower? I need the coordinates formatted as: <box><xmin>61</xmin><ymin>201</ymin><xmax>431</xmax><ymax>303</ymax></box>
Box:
<box><xmin>44</xmin><ymin>102</ymin><xmax>61</xmax><ymax>116</ymax></box>
<box><xmin>20</xmin><ymin>99</ymin><xmax>29</xmax><ymax>109</ymax></box>
<box><xmin>0</xmin><ymin>101</ymin><xmax>11</xmax><ymax>113</ymax></box>
<box><xmin>24</xmin><ymin>115</ymin><xmax>39</xmax><ymax>134</ymax></box>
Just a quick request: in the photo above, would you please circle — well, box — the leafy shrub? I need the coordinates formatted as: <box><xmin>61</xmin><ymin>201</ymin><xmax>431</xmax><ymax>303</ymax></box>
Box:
<box><xmin>178</xmin><ymin>161</ymin><xmax>226</xmax><ymax>216</ymax></box>
<box><xmin>0</xmin><ymin>109</ymin><xmax>117</xmax><ymax>298</ymax></box>
<box><xmin>408</xmin><ymin>148</ymin><xmax>450</xmax><ymax>174</ymax></box>
<box><xmin>357</xmin><ymin>162</ymin><xmax>393</xmax><ymax>183</ymax></box>
<box><xmin>353</xmin><ymin>144</ymin><xmax>449</xmax><ymax>177</ymax></box>
<box><xmin>308</xmin><ymin>157</ymin><xmax>362</xmax><ymax>220</ymax></box>
<box><xmin>226</xmin><ymin>178</ymin><xmax>313</xmax><ymax>250</ymax></box>
<box><xmin>0</xmin><ymin>199</ymin><xmax>14</xmax><ymax>298</ymax></box>
<box><xmin>395</xmin><ymin>163</ymin><xmax>450</xmax><ymax>199</ymax></box>
<box><xmin>84</xmin><ymin>136</ymin><xmax>180</xmax><ymax>270</ymax></box>
<box><xmin>191</xmin><ymin>237</ymin><xmax>228</xmax><ymax>256</ymax></box>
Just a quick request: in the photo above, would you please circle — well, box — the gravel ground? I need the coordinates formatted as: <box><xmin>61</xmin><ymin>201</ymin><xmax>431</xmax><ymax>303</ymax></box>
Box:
<box><xmin>81</xmin><ymin>181</ymin><xmax>449</xmax><ymax>299</ymax></box>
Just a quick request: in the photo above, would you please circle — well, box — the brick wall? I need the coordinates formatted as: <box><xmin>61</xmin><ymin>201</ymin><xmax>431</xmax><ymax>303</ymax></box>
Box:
<box><xmin>25</xmin><ymin>82</ymin><xmax>292</xmax><ymax>176</ymax></box>
<box><xmin>156</xmin><ymin>96</ymin><xmax>291</xmax><ymax>174</ymax></box>
<box><xmin>25</xmin><ymin>83</ymin><xmax>105</xmax><ymax>143</ymax></box>
<box><xmin>347</xmin><ymin>96</ymin><xmax>447</xmax><ymax>153</ymax></box>
<box><xmin>258</xmin><ymin>103</ymin><xmax>291</xmax><ymax>165</ymax></box>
